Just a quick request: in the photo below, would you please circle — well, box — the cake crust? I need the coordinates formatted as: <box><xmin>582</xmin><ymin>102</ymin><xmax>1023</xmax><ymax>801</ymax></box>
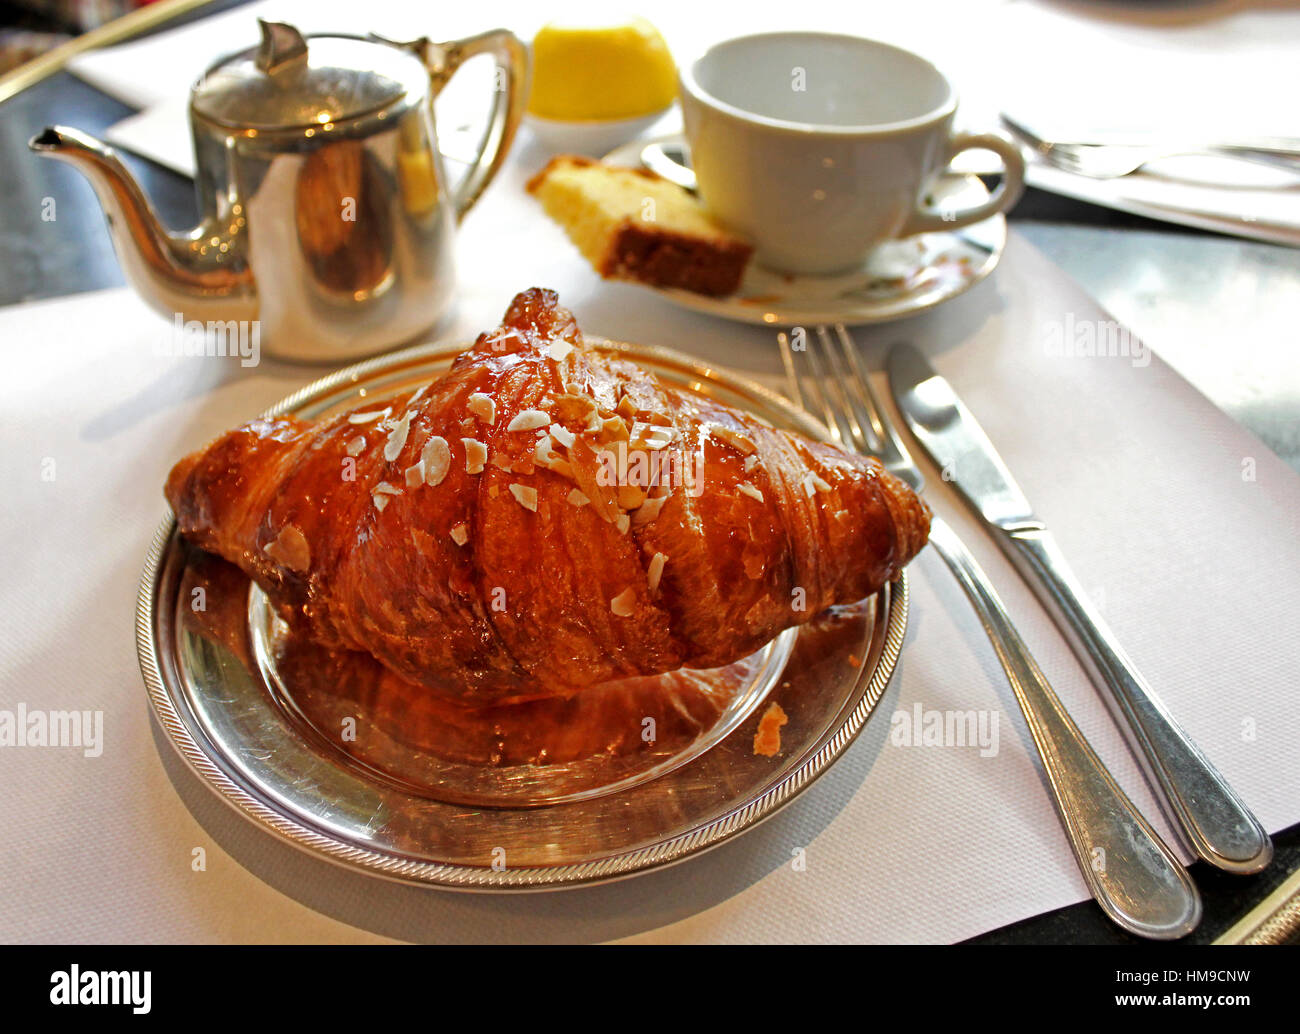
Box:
<box><xmin>528</xmin><ymin>155</ymin><xmax>753</xmax><ymax>297</ymax></box>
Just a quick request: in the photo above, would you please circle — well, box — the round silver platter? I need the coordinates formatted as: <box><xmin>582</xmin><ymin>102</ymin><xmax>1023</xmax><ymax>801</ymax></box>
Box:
<box><xmin>136</xmin><ymin>337</ymin><xmax>909</xmax><ymax>890</ymax></box>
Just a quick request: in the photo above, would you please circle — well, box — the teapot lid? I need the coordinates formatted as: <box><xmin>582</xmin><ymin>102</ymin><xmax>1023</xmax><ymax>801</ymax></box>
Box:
<box><xmin>192</xmin><ymin>20</ymin><xmax>428</xmax><ymax>131</ymax></box>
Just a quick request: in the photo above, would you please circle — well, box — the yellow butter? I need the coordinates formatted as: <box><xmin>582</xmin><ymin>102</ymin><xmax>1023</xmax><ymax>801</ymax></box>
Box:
<box><xmin>529</xmin><ymin>18</ymin><xmax>677</xmax><ymax>121</ymax></box>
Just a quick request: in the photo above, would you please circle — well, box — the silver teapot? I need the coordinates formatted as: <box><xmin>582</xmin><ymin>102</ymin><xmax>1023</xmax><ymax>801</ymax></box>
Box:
<box><xmin>30</xmin><ymin>20</ymin><xmax>527</xmax><ymax>362</ymax></box>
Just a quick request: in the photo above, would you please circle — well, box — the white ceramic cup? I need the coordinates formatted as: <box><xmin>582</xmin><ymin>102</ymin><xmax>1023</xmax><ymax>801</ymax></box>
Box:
<box><xmin>679</xmin><ymin>32</ymin><xmax>1025</xmax><ymax>276</ymax></box>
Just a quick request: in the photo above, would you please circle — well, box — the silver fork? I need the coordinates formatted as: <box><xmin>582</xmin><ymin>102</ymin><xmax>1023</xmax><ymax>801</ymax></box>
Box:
<box><xmin>1000</xmin><ymin>113</ymin><xmax>1300</xmax><ymax>180</ymax></box>
<box><xmin>780</xmin><ymin>324</ymin><xmax>1202</xmax><ymax>940</ymax></box>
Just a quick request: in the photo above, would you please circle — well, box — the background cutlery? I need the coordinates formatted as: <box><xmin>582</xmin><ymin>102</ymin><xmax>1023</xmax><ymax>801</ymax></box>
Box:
<box><xmin>1000</xmin><ymin>113</ymin><xmax>1300</xmax><ymax>179</ymax></box>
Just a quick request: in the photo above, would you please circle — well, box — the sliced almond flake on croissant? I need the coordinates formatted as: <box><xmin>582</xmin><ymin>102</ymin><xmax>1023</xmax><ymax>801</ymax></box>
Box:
<box><xmin>449</xmin><ymin>523</ymin><xmax>469</xmax><ymax>546</ymax></box>
<box><xmin>467</xmin><ymin>392</ymin><xmax>496</xmax><ymax>425</ymax></box>
<box><xmin>547</xmin><ymin>339</ymin><xmax>574</xmax><ymax>362</ymax></box>
<box><xmin>422</xmin><ymin>437</ymin><xmax>451</xmax><ymax>487</ymax></box>
<box><xmin>348</xmin><ymin>408</ymin><xmax>389</xmax><ymax>424</ymax></box>
<box><xmin>610</xmin><ymin>588</ymin><xmax>636</xmax><ymax>617</ymax></box>
<box><xmin>509</xmin><ymin>483</ymin><xmax>538</xmax><ymax>511</ymax></box>
<box><xmin>263</xmin><ymin>524</ymin><xmax>310</xmax><ymax>572</ymax></box>
<box><xmin>404</xmin><ymin>461</ymin><xmax>425</xmax><ymax>489</ymax></box>
<box><xmin>374</xmin><ymin>481</ymin><xmax>401</xmax><ymax>495</ymax></box>
<box><xmin>743</xmin><ymin>454</ymin><xmax>759</xmax><ymax>472</ymax></box>
<box><xmin>713</xmin><ymin>426</ymin><xmax>756</xmax><ymax>455</ymax></box>
<box><xmin>372</xmin><ymin>493</ymin><xmax>390</xmax><ymax>512</ymax></box>
<box><xmin>345</xmin><ymin>436</ymin><xmax>367</xmax><ymax>457</ymax></box>
<box><xmin>647</xmin><ymin>552</ymin><xmax>667</xmax><ymax>594</ymax></box>
<box><xmin>568</xmin><ymin>438</ymin><xmax>620</xmax><ymax>524</ymax></box>
<box><xmin>533</xmin><ymin>433</ymin><xmax>557</xmax><ymax>466</ymax></box>
<box><xmin>567</xmin><ymin>489</ymin><xmax>590</xmax><ymax>507</ymax></box>
<box><xmin>803</xmin><ymin>472</ymin><xmax>832</xmax><ymax>497</ymax></box>
<box><xmin>507</xmin><ymin>409</ymin><xmax>550</xmax><ymax>432</ymax></box>
<box><xmin>637</xmin><ymin>409</ymin><xmax>672</xmax><ymax>427</ymax></box>
<box><xmin>549</xmin><ymin>423</ymin><xmax>576</xmax><ymax>448</ymax></box>
<box><xmin>384</xmin><ymin>412</ymin><xmax>413</xmax><ymax>462</ymax></box>
<box><xmin>600</xmin><ymin>416</ymin><xmax>631</xmax><ymax>443</ymax></box>
<box><xmin>462</xmin><ymin>438</ymin><xmax>487</xmax><ymax>474</ymax></box>
<box><xmin>631</xmin><ymin>493</ymin><xmax>670</xmax><ymax>527</ymax></box>
<box><xmin>615</xmin><ymin>514</ymin><xmax>630</xmax><ymax>535</ymax></box>
<box><xmin>737</xmin><ymin>482</ymin><xmax>764</xmax><ymax>503</ymax></box>
<box><xmin>630</xmin><ymin>422</ymin><xmax>674</xmax><ymax>450</ymax></box>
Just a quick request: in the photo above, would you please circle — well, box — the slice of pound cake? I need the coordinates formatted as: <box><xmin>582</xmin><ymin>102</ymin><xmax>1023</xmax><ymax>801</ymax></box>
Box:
<box><xmin>527</xmin><ymin>155</ymin><xmax>752</xmax><ymax>297</ymax></box>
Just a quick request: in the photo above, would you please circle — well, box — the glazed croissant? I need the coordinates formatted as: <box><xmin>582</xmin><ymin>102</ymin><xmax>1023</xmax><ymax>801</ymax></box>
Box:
<box><xmin>166</xmin><ymin>288</ymin><xmax>930</xmax><ymax>705</ymax></box>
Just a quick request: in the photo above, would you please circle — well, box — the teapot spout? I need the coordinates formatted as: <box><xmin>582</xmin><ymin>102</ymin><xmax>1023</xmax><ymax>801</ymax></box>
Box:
<box><xmin>29</xmin><ymin>126</ymin><xmax>254</xmax><ymax>322</ymax></box>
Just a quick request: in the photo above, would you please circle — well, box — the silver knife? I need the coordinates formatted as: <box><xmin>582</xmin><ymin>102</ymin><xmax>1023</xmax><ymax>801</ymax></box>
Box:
<box><xmin>887</xmin><ymin>343</ymin><xmax>1272</xmax><ymax>875</ymax></box>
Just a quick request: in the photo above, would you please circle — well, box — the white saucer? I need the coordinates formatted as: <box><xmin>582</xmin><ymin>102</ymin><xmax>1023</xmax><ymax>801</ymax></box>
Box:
<box><xmin>603</xmin><ymin>135</ymin><xmax>1006</xmax><ymax>327</ymax></box>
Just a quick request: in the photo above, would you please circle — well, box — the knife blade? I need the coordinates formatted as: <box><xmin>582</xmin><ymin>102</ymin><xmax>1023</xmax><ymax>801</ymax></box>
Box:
<box><xmin>887</xmin><ymin>343</ymin><xmax>1272</xmax><ymax>875</ymax></box>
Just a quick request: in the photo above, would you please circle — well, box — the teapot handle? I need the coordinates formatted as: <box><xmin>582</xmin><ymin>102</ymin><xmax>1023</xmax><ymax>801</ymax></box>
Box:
<box><xmin>425</xmin><ymin>28</ymin><xmax>529</xmax><ymax>222</ymax></box>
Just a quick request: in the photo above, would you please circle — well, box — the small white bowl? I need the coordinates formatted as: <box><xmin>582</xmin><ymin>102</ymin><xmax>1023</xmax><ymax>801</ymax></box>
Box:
<box><xmin>526</xmin><ymin>107</ymin><xmax>674</xmax><ymax>157</ymax></box>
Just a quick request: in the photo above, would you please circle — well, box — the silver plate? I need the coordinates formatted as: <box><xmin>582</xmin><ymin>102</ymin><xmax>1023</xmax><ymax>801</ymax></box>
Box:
<box><xmin>136</xmin><ymin>338</ymin><xmax>909</xmax><ymax>890</ymax></box>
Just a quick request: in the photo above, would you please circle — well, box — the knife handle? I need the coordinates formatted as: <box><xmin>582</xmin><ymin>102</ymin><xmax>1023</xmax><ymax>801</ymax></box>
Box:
<box><xmin>926</xmin><ymin>518</ymin><xmax>1200</xmax><ymax>939</ymax></box>
<box><xmin>1003</xmin><ymin>526</ymin><xmax>1272</xmax><ymax>874</ymax></box>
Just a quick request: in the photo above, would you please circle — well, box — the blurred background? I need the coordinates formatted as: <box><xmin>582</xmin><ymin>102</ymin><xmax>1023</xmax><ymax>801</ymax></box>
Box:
<box><xmin>0</xmin><ymin>1</ymin><xmax>160</xmax><ymax>74</ymax></box>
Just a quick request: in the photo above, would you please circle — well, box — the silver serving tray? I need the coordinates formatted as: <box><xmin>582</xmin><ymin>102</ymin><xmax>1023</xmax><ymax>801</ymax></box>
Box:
<box><xmin>136</xmin><ymin>337</ymin><xmax>909</xmax><ymax>890</ymax></box>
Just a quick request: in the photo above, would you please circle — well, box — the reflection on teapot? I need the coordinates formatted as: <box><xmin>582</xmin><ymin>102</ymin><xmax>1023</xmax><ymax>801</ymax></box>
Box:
<box><xmin>29</xmin><ymin>20</ymin><xmax>528</xmax><ymax>363</ymax></box>
<box><xmin>293</xmin><ymin>140</ymin><xmax>394</xmax><ymax>296</ymax></box>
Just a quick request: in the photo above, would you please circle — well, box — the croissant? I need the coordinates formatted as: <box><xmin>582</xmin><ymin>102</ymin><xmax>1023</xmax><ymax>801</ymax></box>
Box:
<box><xmin>166</xmin><ymin>288</ymin><xmax>930</xmax><ymax>705</ymax></box>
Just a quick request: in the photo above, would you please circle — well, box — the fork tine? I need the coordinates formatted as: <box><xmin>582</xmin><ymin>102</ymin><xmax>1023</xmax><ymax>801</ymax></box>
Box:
<box><xmin>804</xmin><ymin>337</ymin><xmax>856</xmax><ymax>449</ymax></box>
<box><xmin>780</xmin><ymin>329</ymin><xmax>854</xmax><ymax>449</ymax></box>
<box><xmin>817</xmin><ymin>326</ymin><xmax>881</xmax><ymax>455</ymax></box>
<box><xmin>777</xmin><ymin>330</ymin><xmax>805</xmax><ymax>410</ymax></box>
<box><xmin>832</xmin><ymin>325</ymin><xmax>891</xmax><ymax>449</ymax></box>
<box><xmin>831</xmin><ymin>324</ymin><xmax>917</xmax><ymax>478</ymax></box>
<box><xmin>998</xmin><ymin>112</ymin><xmax>1049</xmax><ymax>154</ymax></box>
<box><xmin>778</xmin><ymin>330</ymin><xmax>832</xmax><ymax>441</ymax></box>
<box><xmin>812</xmin><ymin>326</ymin><xmax>873</xmax><ymax>454</ymax></box>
